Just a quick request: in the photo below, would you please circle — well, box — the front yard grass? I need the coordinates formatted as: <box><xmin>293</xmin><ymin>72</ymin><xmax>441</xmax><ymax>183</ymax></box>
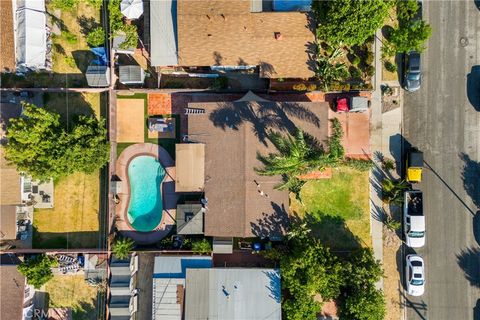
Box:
<box><xmin>44</xmin><ymin>275</ymin><xmax>103</xmax><ymax>320</ymax></box>
<box><xmin>290</xmin><ymin>167</ymin><xmax>371</xmax><ymax>250</ymax></box>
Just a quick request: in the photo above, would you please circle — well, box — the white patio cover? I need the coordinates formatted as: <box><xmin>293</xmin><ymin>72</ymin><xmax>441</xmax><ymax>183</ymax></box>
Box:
<box><xmin>15</xmin><ymin>0</ymin><xmax>47</xmax><ymax>70</ymax></box>
<box><xmin>121</xmin><ymin>0</ymin><xmax>143</xmax><ymax>20</ymax></box>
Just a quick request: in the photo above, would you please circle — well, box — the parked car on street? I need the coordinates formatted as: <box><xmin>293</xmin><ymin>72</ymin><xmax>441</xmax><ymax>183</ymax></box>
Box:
<box><xmin>406</xmin><ymin>148</ymin><xmax>423</xmax><ymax>183</ymax></box>
<box><xmin>404</xmin><ymin>190</ymin><xmax>425</xmax><ymax>248</ymax></box>
<box><xmin>406</xmin><ymin>254</ymin><xmax>425</xmax><ymax>296</ymax></box>
<box><xmin>335</xmin><ymin>96</ymin><xmax>370</xmax><ymax>113</ymax></box>
<box><xmin>403</xmin><ymin>51</ymin><xmax>422</xmax><ymax>92</ymax></box>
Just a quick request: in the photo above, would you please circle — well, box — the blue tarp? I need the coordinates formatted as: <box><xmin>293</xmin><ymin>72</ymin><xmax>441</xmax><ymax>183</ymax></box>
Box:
<box><xmin>90</xmin><ymin>47</ymin><xmax>108</xmax><ymax>65</ymax></box>
<box><xmin>273</xmin><ymin>0</ymin><xmax>311</xmax><ymax>11</ymax></box>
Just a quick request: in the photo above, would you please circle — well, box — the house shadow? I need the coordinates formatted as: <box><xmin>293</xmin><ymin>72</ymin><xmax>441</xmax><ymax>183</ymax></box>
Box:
<box><xmin>456</xmin><ymin>247</ymin><xmax>480</xmax><ymax>287</ymax></box>
<box><xmin>208</xmin><ymin>100</ymin><xmax>320</xmax><ymax>145</ymax></box>
<box><xmin>467</xmin><ymin>66</ymin><xmax>480</xmax><ymax>111</ymax></box>
<box><xmin>32</xmin><ymin>229</ymin><xmax>102</xmax><ymax>250</ymax></box>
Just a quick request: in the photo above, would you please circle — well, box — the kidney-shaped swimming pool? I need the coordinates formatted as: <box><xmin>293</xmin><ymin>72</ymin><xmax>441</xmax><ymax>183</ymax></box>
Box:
<box><xmin>127</xmin><ymin>155</ymin><xmax>165</xmax><ymax>232</ymax></box>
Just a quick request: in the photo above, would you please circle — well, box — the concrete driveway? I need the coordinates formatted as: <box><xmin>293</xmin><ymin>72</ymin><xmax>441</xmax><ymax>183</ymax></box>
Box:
<box><xmin>402</xmin><ymin>1</ymin><xmax>480</xmax><ymax>319</ymax></box>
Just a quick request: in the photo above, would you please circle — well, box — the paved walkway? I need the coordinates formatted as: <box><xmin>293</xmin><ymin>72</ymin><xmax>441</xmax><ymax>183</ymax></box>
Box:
<box><xmin>370</xmin><ymin>30</ymin><xmax>403</xmax><ymax>291</ymax></box>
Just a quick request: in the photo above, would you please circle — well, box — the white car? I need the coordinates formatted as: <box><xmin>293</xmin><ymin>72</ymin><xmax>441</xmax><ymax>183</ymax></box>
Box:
<box><xmin>404</xmin><ymin>190</ymin><xmax>425</xmax><ymax>248</ymax></box>
<box><xmin>406</xmin><ymin>255</ymin><xmax>425</xmax><ymax>296</ymax></box>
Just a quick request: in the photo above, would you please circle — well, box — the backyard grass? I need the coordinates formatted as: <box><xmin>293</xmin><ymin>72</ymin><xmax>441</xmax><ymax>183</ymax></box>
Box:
<box><xmin>44</xmin><ymin>92</ymin><xmax>106</xmax><ymax>124</ymax></box>
<box><xmin>33</xmin><ymin>171</ymin><xmax>100</xmax><ymax>248</ymax></box>
<box><xmin>44</xmin><ymin>275</ymin><xmax>103</xmax><ymax>320</ymax></box>
<box><xmin>290</xmin><ymin>167</ymin><xmax>371</xmax><ymax>250</ymax></box>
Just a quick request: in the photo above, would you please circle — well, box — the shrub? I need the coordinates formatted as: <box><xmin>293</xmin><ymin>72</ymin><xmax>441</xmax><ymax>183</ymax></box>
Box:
<box><xmin>86</xmin><ymin>27</ymin><xmax>105</xmax><ymax>47</ymax></box>
<box><xmin>382</xmin><ymin>158</ymin><xmax>396</xmax><ymax>171</ymax></box>
<box><xmin>352</xmin><ymin>55</ymin><xmax>361</xmax><ymax>66</ymax></box>
<box><xmin>307</xmin><ymin>84</ymin><xmax>317</xmax><ymax>91</ymax></box>
<box><xmin>344</xmin><ymin>158</ymin><xmax>374</xmax><ymax>171</ymax></box>
<box><xmin>17</xmin><ymin>254</ymin><xmax>56</xmax><ymax>289</ymax></box>
<box><xmin>293</xmin><ymin>83</ymin><xmax>307</xmax><ymax>91</ymax></box>
<box><xmin>64</xmin><ymin>56</ymin><xmax>76</xmax><ymax>68</ymax></box>
<box><xmin>112</xmin><ymin>237</ymin><xmax>135</xmax><ymax>260</ymax></box>
<box><xmin>329</xmin><ymin>118</ymin><xmax>345</xmax><ymax>160</ymax></box>
<box><xmin>350</xmin><ymin>67</ymin><xmax>362</xmax><ymax>79</ymax></box>
<box><xmin>365</xmin><ymin>65</ymin><xmax>375</xmax><ymax>77</ymax></box>
<box><xmin>51</xmin><ymin>0</ymin><xmax>78</xmax><ymax>10</ymax></box>
<box><xmin>119</xmin><ymin>25</ymin><xmax>138</xmax><ymax>49</ymax></box>
<box><xmin>86</xmin><ymin>0</ymin><xmax>103</xmax><ymax>8</ymax></box>
<box><xmin>384</xmin><ymin>60</ymin><xmax>397</xmax><ymax>73</ymax></box>
<box><xmin>211</xmin><ymin>76</ymin><xmax>228</xmax><ymax>90</ymax></box>
<box><xmin>61</xmin><ymin>31</ymin><xmax>78</xmax><ymax>44</ymax></box>
<box><xmin>385</xmin><ymin>216</ymin><xmax>401</xmax><ymax>231</ymax></box>
<box><xmin>365</xmin><ymin>51</ymin><xmax>374</xmax><ymax>65</ymax></box>
<box><xmin>192</xmin><ymin>239</ymin><xmax>212</xmax><ymax>254</ymax></box>
<box><xmin>164</xmin><ymin>80</ymin><xmax>184</xmax><ymax>88</ymax></box>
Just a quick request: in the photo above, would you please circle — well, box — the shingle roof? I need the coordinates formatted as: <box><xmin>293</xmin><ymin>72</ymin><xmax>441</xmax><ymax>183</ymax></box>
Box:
<box><xmin>176</xmin><ymin>0</ymin><xmax>315</xmax><ymax>79</ymax></box>
<box><xmin>176</xmin><ymin>204</ymin><xmax>204</xmax><ymax>235</ymax></box>
<box><xmin>175</xmin><ymin>143</ymin><xmax>205</xmax><ymax>192</ymax></box>
<box><xmin>0</xmin><ymin>261</ymin><xmax>25</xmax><ymax>320</ymax></box>
<box><xmin>186</xmin><ymin>92</ymin><xmax>329</xmax><ymax>237</ymax></box>
<box><xmin>0</xmin><ymin>0</ymin><xmax>15</xmax><ymax>72</ymax></box>
<box><xmin>0</xmin><ymin>205</ymin><xmax>17</xmax><ymax>240</ymax></box>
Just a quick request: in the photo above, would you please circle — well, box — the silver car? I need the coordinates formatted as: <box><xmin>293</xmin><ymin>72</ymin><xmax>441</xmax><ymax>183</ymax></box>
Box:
<box><xmin>403</xmin><ymin>51</ymin><xmax>421</xmax><ymax>92</ymax></box>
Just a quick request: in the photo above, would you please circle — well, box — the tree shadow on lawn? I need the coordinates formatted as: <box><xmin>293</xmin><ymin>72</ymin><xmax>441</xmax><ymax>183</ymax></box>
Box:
<box><xmin>43</xmin><ymin>92</ymin><xmax>97</xmax><ymax>127</ymax></box>
<box><xmin>77</xmin><ymin>15</ymin><xmax>100</xmax><ymax>36</ymax></box>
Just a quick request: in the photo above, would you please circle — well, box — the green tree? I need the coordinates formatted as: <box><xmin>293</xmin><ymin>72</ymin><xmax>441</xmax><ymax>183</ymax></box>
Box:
<box><xmin>119</xmin><ymin>25</ymin><xmax>139</xmax><ymax>50</ymax></box>
<box><xmin>343</xmin><ymin>286</ymin><xmax>386</xmax><ymax>320</ymax></box>
<box><xmin>112</xmin><ymin>237</ymin><xmax>135</xmax><ymax>259</ymax></box>
<box><xmin>51</xmin><ymin>0</ymin><xmax>79</xmax><ymax>10</ymax></box>
<box><xmin>5</xmin><ymin>103</ymin><xmax>109</xmax><ymax>181</ymax></box>
<box><xmin>86</xmin><ymin>27</ymin><xmax>105</xmax><ymax>47</ymax></box>
<box><xmin>109</xmin><ymin>0</ymin><xmax>124</xmax><ymax>32</ymax></box>
<box><xmin>328</xmin><ymin>118</ymin><xmax>345</xmax><ymax>160</ymax></box>
<box><xmin>17</xmin><ymin>254</ymin><xmax>56</xmax><ymax>289</ymax></box>
<box><xmin>397</xmin><ymin>0</ymin><xmax>420</xmax><ymax>21</ymax></box>
<box><xmin>315</xmin><ymin>48</ymin><xmax>348</xmax><ymax>91</ymax></box>
<box><xmin>191</xmin><ymin>239</ymin><xmax>212</xmax><ymax>254</ymax></box>
<box><xmin>313</xmin><ymin>0</ymin><xmax>393</xmax><ymax>46</ymax></box>
<box><xmin>86</xmin><ymin>0</ymin><xmax>103</xmax><ymax>8</ymax></box>
<box><xmin>388</xmin><ymin>20</ymin><xmax>432</xmax><ymax>53</ymax></box>
<box><xmin>382</xmin><ymin>178</ymin><xmax>409</xmax><ymax>204</ymax></box>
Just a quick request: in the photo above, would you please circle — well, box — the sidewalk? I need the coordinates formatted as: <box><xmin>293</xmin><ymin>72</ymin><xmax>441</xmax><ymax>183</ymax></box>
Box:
<box><xmin>370</xmin><ymin>30</ymin><xmax>403</xmax><ymax>291</ymax></box>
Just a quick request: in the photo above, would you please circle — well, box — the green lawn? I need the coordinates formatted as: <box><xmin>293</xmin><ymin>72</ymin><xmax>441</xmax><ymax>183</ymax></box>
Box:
<box><xmin>291</xmin><ymin>167</ymin><xmax>371</xmax><ymax>250</ymax></box>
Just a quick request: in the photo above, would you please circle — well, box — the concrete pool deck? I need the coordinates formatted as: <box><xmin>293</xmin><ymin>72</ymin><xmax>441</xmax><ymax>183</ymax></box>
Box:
<box><xmin>115</xmin><ymin>143</ymin><xmax>178</xmax><ymax>244</ymax></box>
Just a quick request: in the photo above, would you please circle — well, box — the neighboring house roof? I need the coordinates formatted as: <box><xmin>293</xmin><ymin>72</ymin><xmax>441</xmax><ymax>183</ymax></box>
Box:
<box><xmin>0</xmin><ymin>0</ymin><xmax>15</xmax><ymax>72</ymax></box>
<box><xmin>176</xmin><ymin>204</ymin><xmax>204</xmax><ymax>235</ymax></box>
<box><xmin>153</xmin><ymin>255</ymin><xmax>212</xmax><ymax>278</ymax></box>
<box><xmin>186</xmin><ymin>92</ymin><xmax>329</xmax><ymax>237</ymax></box>
<box><xmin>119</xmin><ymin>65</ymin><xmax>145</xmax><ymax>84</ymax></box>
<box><xmin>150</xmin><ymin>0</ymin><xmax>178</xmax><ymax>66</ymax></box>
<box><xmin>0</xmin><ymin>205</ymin><xmax>17</xmax><ymax>240</ymax></box>
<box><xmin>86</xmin><ymin>65</ymin><xmax>110</xmax><ymax>87</ymax></box>
<box><xmin>176</xmin><ymin>0</ymin><xmax>315</xmax><ymax>78</ymax></box>
<box><xmin>175</xmin><ymin>143</ymin><xmax>205</xmax><ymax>192</ymax></box>
<box><xmin>0</xmin><ymin>258</ymin><xmax>26</xmax><ymax>320</ymax></box>
<box><xmin>184</xmin><ymin>268</ymin><xmax>281</xmax><ymax>320</ymax></box>
<box><xmin>0</xmin><ymin>166</ymin><xmax>21</xmax><ymax>205</ymax></box>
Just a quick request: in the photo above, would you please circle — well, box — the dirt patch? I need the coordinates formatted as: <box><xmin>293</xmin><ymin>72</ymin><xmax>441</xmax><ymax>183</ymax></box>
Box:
<box><xmin>116</xmin><ymin>99</ymin><xmax>145</xmax><ymax>143</ymax></box>
<box><xmin>383</xmin><ymin>227</ymin><xmax>402</xmax><ymax>320</ymax></box>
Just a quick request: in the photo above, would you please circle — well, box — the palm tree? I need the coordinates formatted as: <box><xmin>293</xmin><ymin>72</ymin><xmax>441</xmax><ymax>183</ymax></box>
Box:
<box><xmin>382</xmin><ymin>178</ymin><xmax>409</xmax><ymax>205</ymax></box>
<box><xmin>112</xmin><ymin>237</ymin><xmax>135</xmax><ymax>260</ymax></box>
<box><xmin>315</xmin><ymin>47</ymin><xmax>348</xmax><ymax>91</ymax></box>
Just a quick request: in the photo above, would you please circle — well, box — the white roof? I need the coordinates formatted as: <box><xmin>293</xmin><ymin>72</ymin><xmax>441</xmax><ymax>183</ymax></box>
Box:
<box><xmin>410</xmin><ymin>216</ymin><xmax>425</xmax><ymax>231</ymax></box>
<box><xmin>185</xmin><ymin>268</ymin><xmax>282</xmax><ymax>320</ymax></box>
<box><xmin>15</xmin><ymin>0</ymin><xmax>46</xmax><ymax>70</ymax></box>
<box><xmin>150</xmin><ymin>0</ymin><xmax>178</xmax><ymax>66</ymax></box>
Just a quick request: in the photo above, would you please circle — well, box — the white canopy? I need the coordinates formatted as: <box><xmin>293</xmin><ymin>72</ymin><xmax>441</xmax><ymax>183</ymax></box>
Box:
<box><xmin>15</xmin><ymin>0</ymin><xmax>47</xmax><ymax>71</ymax></box>
<box><xmin>121</xmin><ymin>0</ymin><xmax>143</xmax><ymax>20</ymax></box>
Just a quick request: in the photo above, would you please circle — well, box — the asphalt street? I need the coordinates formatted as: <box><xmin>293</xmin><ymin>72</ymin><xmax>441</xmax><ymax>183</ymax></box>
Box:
<box><xmin>403</xmin><ymin>1</ymin><xmax>480</xmax><ymax>319</ymax></box>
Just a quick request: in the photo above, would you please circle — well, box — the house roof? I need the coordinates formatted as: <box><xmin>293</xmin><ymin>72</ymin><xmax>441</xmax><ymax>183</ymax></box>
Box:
<box><xmin>186</xmin><ymin>92</ymin><xmax>329</xmax><ymax>238</ymax></box>
<box><xmin>175</xmin><ymin>144</ymin><xmax>205</xmax><ymax>192</ymax></box>
<box><xmin>119</xmin><ymin>65</ymin><xmax>145</xmax><ymax>84</ymax></box>
<box><xmin>150</xmin><ymin>0</ymin><xmax>178</xmax><ymax>66</ymax></box>
<box><xmin>0</xmin><ymin>0</ymin><xmax>15</xmax><ymax>71</ymax></box>
<box><xmin>153</xmin><ymin>255</ymin><xmax>212</xmax><ymax>279</ymax></box>
<box><xmin>185</xmin><ymin>268</ymin><xmax>281</xmax><ymax>320</ymax></box>
<box><xmin>0</xmin><ymin>261</ymin><xmax>26</xmax><ymax>320</ymax></box>
<box><xmin>176</xmin><ymin>204</ymin><xmax>204</xmax><ymax>235</ymax></box>
<box><xmin>176</xmin><ymin>0</ymin><xmax>315</xmax><ymax>78</ymax></box>
<box><xmin>0</xmin><ymin>205</ymin><xmax>17</xmax><ymax>240</ymax></box>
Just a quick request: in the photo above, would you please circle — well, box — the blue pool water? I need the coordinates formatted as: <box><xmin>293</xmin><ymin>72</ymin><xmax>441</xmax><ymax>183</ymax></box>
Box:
<box><xmin>273</xmin><ymin>0</ymin><xmax>311</xmax><ymax>11</ymax></box>
<box><xmin>127</xmin><ymin>156</ymin><xmax>165</xmax><ymax>232</ymax></box>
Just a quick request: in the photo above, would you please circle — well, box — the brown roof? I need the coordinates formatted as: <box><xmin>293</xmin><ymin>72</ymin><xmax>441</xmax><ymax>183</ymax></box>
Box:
<box><xmin>187</xmin><ymin>92</ymin><xmax>329</xmax><ymax>237</ymax></box>
<box><xmin>0</xmin><ymin>0</ymin><xmax>15</xmax><ymax>72</ymax></box>
<box><xmin>0</xmin><ymin>165</ymin><xmax>21</xmax><ymax>206</ymax></box>
<box><xmin>0</xmin><ymin>205</ymin><xmax>17</xmax><ymax>240</ymax></box>
<box><xmin>177</xmin><ymin>0</ymin><xmax>315</xmax><ymax>79</ymax></box>
<box><xmin>175</xmin><ymin>143</ymin><xmax>205</xmax><ymax>192</ymax></box>
<box><xmin>0</xmin><ymin>263</ymin><xmax>25</xmax><ymax>320</ymax></box>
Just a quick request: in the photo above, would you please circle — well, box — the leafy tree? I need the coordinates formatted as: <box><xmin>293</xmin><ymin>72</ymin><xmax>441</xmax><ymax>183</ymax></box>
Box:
<box><xmin>51</xmin><ymin>0</ymin><xmax>79</xmax><ymax>10</ymax></box>
<box><xmin>86</xmin><ymin>27</ymin><xmax>105</xmax><ymax>47</ymax></box>
<box><xmin>313</xmin><ymin>0</ymin><xmax>393</xmax><ymax>46</ymax></box>
<box><xmin>109</xmin><ymin>0</ymin><xmax>124</xmax><ymax>32</ymax></box>
<box><xmin>5</xmin><ymin>103</ymin><xmax>109</xmax><ymax>181</ymax></box>
<box><xmin>191</xmin><ymin>239</ymin><xmax>212</xmax><ymax>254</ymax></box>
<box><xmin>86</xmin><ymin>0</ymin><xmax>103</xmax><ymax>8</ymax></box>
<box><xmin>342</xmin><ymin>286</ymin><xmax>386</xmax><ymax>320</ymax></box>
<box><xmin>397</xmin><ymin>0</ymin><xmax>420</xmax><ymax>21</ymax></box>
<box><xmin>119</xmin><ymin>25</ymin><xmax>139</xmax><ymax>50</ymax></box>
<box><xmin>17</xmin><ymin>254</ymin><xmax>56</xmax><ymax>289</ymax></box>
<box><xmin>315</xmin><ymin>48</ymin><xmax>349</xmax><ymax>91</ymax></box>
<box><xmin>112</xmin><ymin>237</ymin><xmax>135</xmax><ymax>259</ymax></box>
<box><xmin>388</xmin><ymin>20</ymin><xmax>432</xmax><ymax>53</ymax></box>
